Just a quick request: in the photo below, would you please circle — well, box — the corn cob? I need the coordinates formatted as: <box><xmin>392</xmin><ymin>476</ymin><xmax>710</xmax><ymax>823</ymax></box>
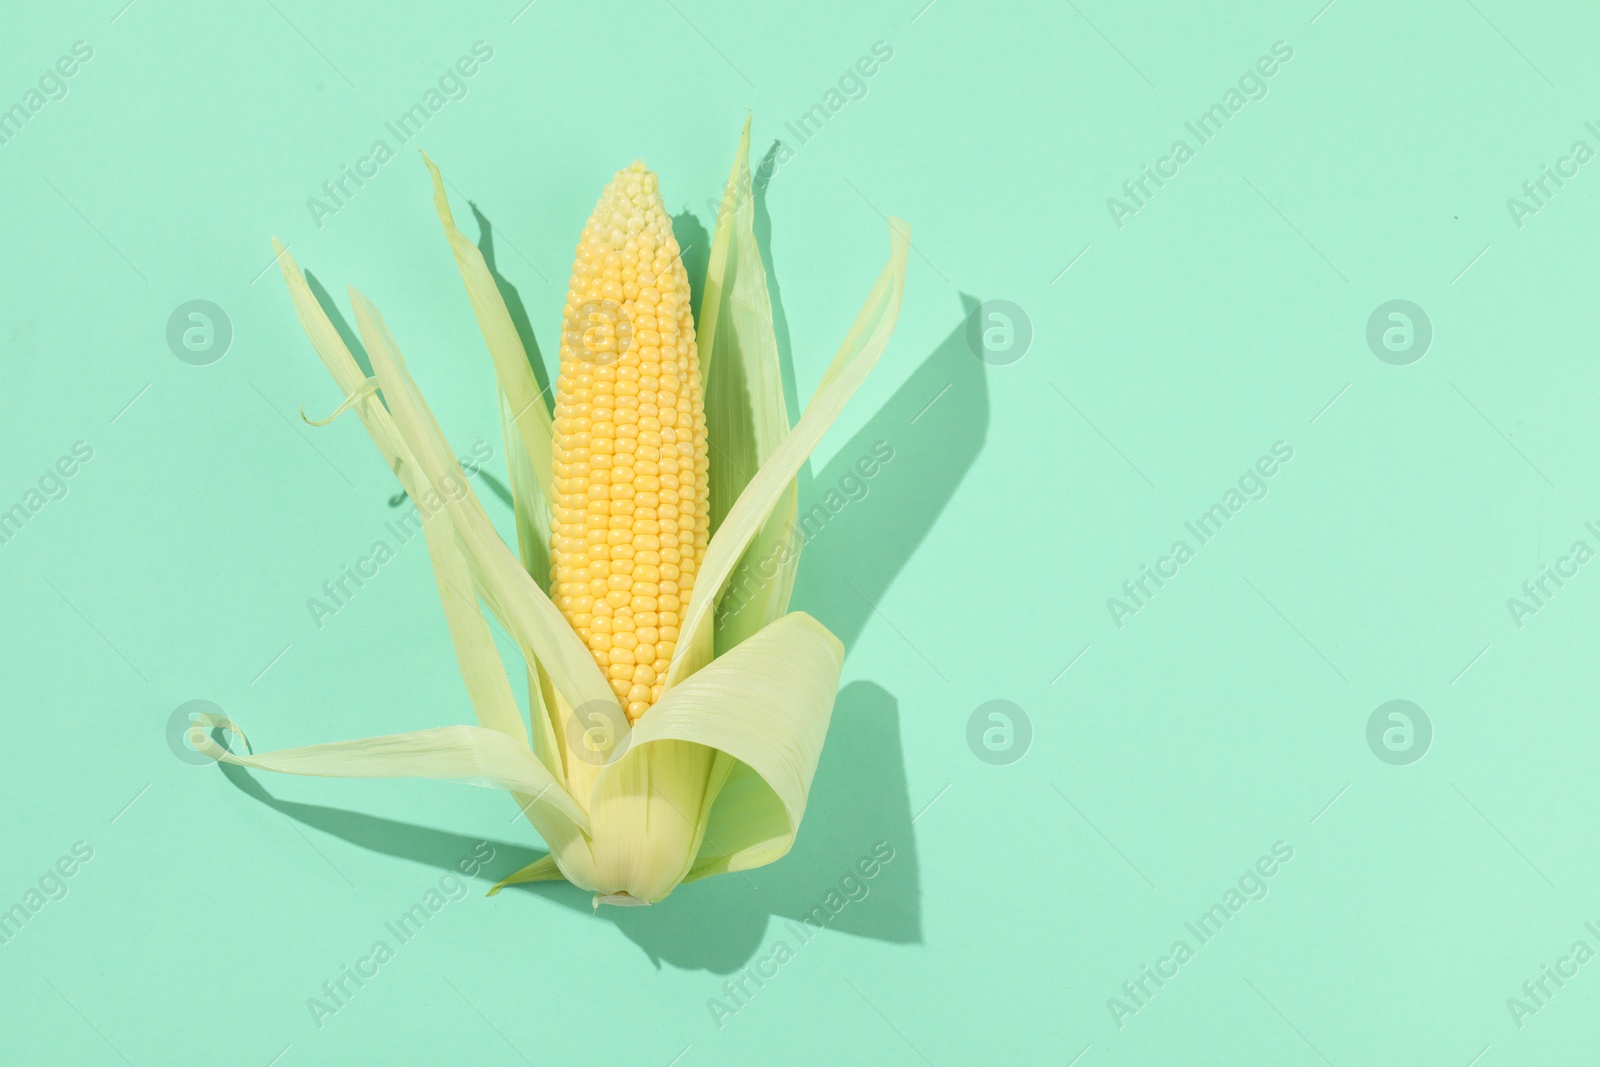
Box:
<box><xmin>550</xmin><ymin>162</ymin><xmax>710</xmax><ymax>722</ymax></box>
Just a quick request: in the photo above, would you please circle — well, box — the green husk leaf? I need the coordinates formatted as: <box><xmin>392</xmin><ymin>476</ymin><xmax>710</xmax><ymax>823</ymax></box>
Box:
<box><xmin>686</xmin><ymin>760</ymin><xmax>792</xmax><ymax>880</ymax></box>
<box><xmin>301</xmin><ymin>377</ymin><xmax>378</xmax><ymax>426</ymax></box>
<box><xmin>699</xmin><ymin>116</ymin><xmax>800</xmax><ymax>655</ymax></box>
<box><xmin>197</xmin><ymin>724</ymin><xmax>589</xmax><ymax>832</ymax></box>
<box><xmin>527</xmin><ymin>661</ymin><xmax>568</xmax><ymax>788</ymax></box>
<box><xmin>614</xmin><ymin>611</ymin><xmax>844</xmax><ymax>878</ymax></box>
<box><xmin>487</xmin><ymin>853</ymin><xmax>563</xmax><ymax>894</ymax></box>
<box><xmin>668</xmin><ymin>219</ymin><xmax>910</xmax><ymax>686</ymax></box>
<box><xmin>348</xmin><ymin>290</ymin><xmax>620</xmax><ymax>717</ymax></box>
<box><xmin>422</xmin><ymin>154</ymin><xmax>555</xmax><ymax>508</ymax></box>
<box><xmin>275</xmin><ymin>244</ymin><xmax>525</xmax><ymax>747</ymax></box>
<box><xmin>579</xmin><ymin>737</ymin><xmax>729</xmax><ymax>902</ymax></box>
<box><xmin>500</xmin><ymin>388</ymin><xmax>551</xmax><ymax>588</ymax></box>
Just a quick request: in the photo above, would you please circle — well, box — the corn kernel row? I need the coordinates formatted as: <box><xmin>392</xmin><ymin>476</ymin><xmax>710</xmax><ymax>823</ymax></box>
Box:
<box><xmin>549</xmin><ymin>162</ymin><xmax>710</xmax><ymax>722</ymax></box>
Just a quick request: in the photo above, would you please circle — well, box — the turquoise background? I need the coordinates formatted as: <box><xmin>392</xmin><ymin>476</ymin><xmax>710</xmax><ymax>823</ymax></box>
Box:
<box><xmin>3</xmin><ymin>0</ymin><xmax>1598</xmax><ymax>1063</ymax></box>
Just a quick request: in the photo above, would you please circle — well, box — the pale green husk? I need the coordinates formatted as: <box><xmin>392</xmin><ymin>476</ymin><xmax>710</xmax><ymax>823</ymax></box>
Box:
<box><xmin>700</xmin><ymin>118</ymin><xmax>799</xmax><ymax>656</ymax></box>
<box><xmin>216</xmin><ymin>123</ymin><xmax>909</xmax><ymax>905</ymax></box>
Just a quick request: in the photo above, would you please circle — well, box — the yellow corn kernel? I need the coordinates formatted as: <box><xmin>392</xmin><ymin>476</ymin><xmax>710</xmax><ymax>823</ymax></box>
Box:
<box><xmin>551</xmin><ymin>162</ymin><xmax>709</xmax><ymax>723</ymax></box>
